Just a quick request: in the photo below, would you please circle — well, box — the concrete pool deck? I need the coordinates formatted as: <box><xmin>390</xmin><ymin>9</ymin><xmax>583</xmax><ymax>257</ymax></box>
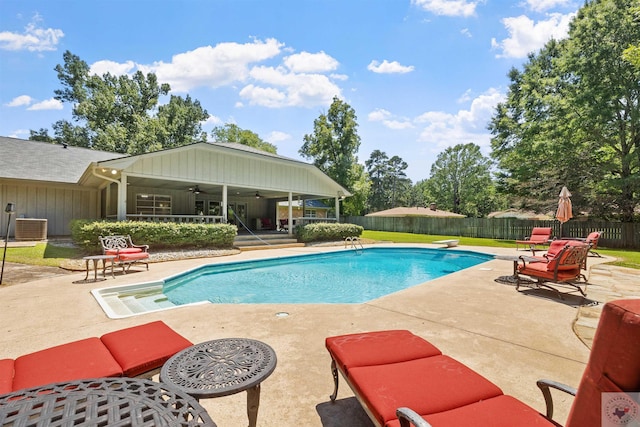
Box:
<box><xmin>0</xmin><ymin>243</ymin><xmax>637</xmax><ymax>426</ymax></box>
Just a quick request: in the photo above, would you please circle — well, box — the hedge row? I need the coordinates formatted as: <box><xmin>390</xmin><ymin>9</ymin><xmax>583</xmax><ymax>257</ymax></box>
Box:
<box><xmin>70</xmin><ymin>220</ymin><xmax>237</xmax><ymax>252</ymax></box>
<box><xmin>295</xmin><ymin>222</ymin><xmax>363</xmax><ymax>243</ymax></box>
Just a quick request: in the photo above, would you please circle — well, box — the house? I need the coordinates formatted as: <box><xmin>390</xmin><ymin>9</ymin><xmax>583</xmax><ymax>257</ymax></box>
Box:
<box><xmin>0</xmin><ymin>137</ymin><xmax>350</xmax><ymax>238</ymax></box>
<box><xmin>366</xmin><ymin>205</ymin><xmax>465</xmax><ymax>218</ymax></box>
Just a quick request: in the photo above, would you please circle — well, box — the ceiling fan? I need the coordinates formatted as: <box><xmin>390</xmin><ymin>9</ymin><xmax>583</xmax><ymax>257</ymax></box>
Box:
<box><xmin>188</xmin><ymin>185</ymin><xmax>207</xmax><ymax>195</ymax></box>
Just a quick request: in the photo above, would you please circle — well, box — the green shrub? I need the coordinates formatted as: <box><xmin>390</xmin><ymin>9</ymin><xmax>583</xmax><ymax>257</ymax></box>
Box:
<box><xmin>295</xmin><ymin>222</ymin><xmax>363</xmax><ymax>243</ymax></box>
<box><xmin>70</xmin><ymin>220</ymin><xmax>237</xmax><ymax>252</ymax></box>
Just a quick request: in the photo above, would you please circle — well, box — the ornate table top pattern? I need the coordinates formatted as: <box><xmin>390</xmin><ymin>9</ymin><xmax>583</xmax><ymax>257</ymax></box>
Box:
<box><xmin>0</xmin><ymin>377</ymin><xmax>217</xmax><ymax>427</ymax></box>
<box><xmin>160</xmin><ymin>338</ymin><xmax>277</xmax><ymax>399</ymax></box>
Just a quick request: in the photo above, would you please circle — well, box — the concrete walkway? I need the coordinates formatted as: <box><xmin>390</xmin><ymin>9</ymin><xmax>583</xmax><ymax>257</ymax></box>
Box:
<box><xmin>0</xmin><ymin>243</ymin><xmax>637</xmax><ymax>426</ymax></box>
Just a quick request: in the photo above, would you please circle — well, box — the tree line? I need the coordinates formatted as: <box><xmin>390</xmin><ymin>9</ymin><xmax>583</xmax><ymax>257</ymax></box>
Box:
<box><xmin>29</xmin><ymin>0</ymin><xmax>639</xmax><ymax>222</ymax></box>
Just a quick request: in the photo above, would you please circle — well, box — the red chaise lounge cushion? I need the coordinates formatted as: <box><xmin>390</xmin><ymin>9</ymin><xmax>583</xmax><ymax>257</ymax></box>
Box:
<box><xmin>100</xmin><ymin>320</ymin><xmax>193</xmax><ymax>377</ymax></box>
<box><xmin>349</xmin><ymin>355</ymin><xmax>504</xmax><ymax>426</ymax></box>
<box><xmin>0</xmin><ymin>359</ymin><xmax>15</xmax><ymax>394</ymax></box>
<box><xmin>386</xmin><ymin>395</ymin><xmax>559</xmax><ymax>427</ymax></box>
<box><xmin>11</xmin><ymin>337</ymin><xmax>123</xmax><ymax>391</ymax></box>
<box><xmin>326</xmin><ymin>330</ymin><xmax>441</xmax><ymax>375</ymax></box>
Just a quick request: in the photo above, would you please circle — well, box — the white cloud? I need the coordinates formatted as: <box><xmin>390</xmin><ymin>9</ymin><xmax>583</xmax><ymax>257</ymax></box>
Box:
<box><xmin>412</xmin><ymin>0</ymin><xmax>478</xmax><ymax>17</ymax></box>
<box><xmin>9</xmin><ymin>129</ymin><xmax>30</xmax><ymax>138</ymax></box>
<box><xmin>266</xmin><ymin>131</ymin><xmax>291</xmax><ymax>143</ymax></box>
<box><xmin>492</xmin><ymin>12</ymin><xmax>575</xmax><ymax>58</ymax></box>
<box><xmin>202</xmin><ymin>115</ymin><xmax>223</xmax><ymax>126</ymax></box>
<box><xmin>368</xmin><ymin>108</ymin><xmax>414</xmax><ymax>129</ymax></box>
<box><xmin>284</xmin><ymin>51</ymin><xmax>339</xmax><ymax>73</ymax></box>
<box><xmin>27</xmin><ymin>98</ymin><xmax>63</xmax><ymax>111</ymax></box>
<box><xmin>240</xmin><ymin>65</ymin><xmax>341</xmax><ymax>107</ymax></box>
<box><xmin>526</xmin><ymin>0</ymin><xmax>572</xmax><ymax>12</ymax></box>
<box><xmin>5</xmin><ymin>95</ymin><xmax>33</xmax><ymax>107</ymax></box>
<box><xmin>90</xmin><ymin>60</ymin><xmax>136</xmax><ymax>76</ymax></box>
<box><xmin>368</xmin><ymin>108</ymin><xmax>392</xmax><ymax>122</ymax></box>
<box><xmin>460</xmin><ymin>28</ymin><xmax>472</xmax><ymax>38</ymax></box>
<box><xmin>88</xmin><ymin>39</ymin><xmax>341</xmax><ymax>109</ymax></box>
<box><xmin>0</xmin><ymin>15</ymin><xmax>64</xmax><ymax>51</ymax></box>
<box><xmin>416</xmin><ymin>88</ymin><xmax>504</xmax><ymax>150</ymax></box>
<box><xmin>367</xmin><ymin>60</ymin><xmax>415</xmax><ymax>74</ymax></box>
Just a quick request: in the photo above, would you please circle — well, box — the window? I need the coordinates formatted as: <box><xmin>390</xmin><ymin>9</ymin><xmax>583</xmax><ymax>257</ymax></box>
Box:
<box><xmin>136</xmin><ymin>194</ymin><xmax>171</xmax><ymax>215</ymax></box>
<box><xmin>304</xmin><ymin>209</ymin><xmax>317</xmax><ymax>218</ymax></box>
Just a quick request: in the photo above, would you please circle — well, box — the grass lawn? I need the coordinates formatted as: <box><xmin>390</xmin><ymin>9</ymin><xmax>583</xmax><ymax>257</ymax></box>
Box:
<box><xmin>362</xmin><ymin>230</ymin><xmax>640</xmax><ymax>270</ymax></box>
<box><xmin>3</xmin><ymin>243</ymin><xmax>82</xmax><ymax>267</ymax></box>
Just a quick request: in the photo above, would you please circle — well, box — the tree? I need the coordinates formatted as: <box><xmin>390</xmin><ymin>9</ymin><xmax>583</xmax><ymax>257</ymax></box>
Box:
<box><xmin>300</xmin><ymin>96</ymin><xmax>368</xmax><ymax>215</ymax></box>
<box><xmin>365</xmin><ymin>150</ymin><xmax>412</xmax><ymax>211</ymax></box>
<box><xmin>211</xmin><ymin>123</ymin><xmax>277</xmax><ymax>153</ymax></box>
<box><xmin>32</xmin><ymin>51</ymin><xmax>209</xmax><ymax>154</ymax></box>
<box><xmin>425</xmin><ymin>143</ymin><xmax>498</xmax><ymax>217</ymax></box>
<box><xmin>365</xmin><ymin>150</ymin><xmax>390</xmax><ymax>211</ymax></box>
<box><xmin>490</xmin><ymin>0</ymin><xmax>640</xmax><ymax>221</ymax></box>
<box><xmin>300</xmin><ymin>96</ymin><xmax>361</xmax><ymax>189</ymax></box>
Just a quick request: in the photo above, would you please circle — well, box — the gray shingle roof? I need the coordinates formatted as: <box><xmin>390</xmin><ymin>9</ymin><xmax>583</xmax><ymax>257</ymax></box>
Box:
<box><xmin>0</xmin><ymin>136</ymin><xmax>126</xmax><ymax>184</ymax></box>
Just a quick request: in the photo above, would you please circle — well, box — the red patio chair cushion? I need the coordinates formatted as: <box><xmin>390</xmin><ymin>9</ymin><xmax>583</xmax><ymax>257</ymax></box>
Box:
<box><xmin>387</xmin><ymin>395</ymin><xmax>559</xmax><ymax>427</ymax></box>
<box><xmin>100</xmin><ymin>321</ymin><xmax>193</xmax><ymax>377</ymax></box>
<box><xmin>349</xmin><ymin>355</ymin><xmax>503</xmax><ymax>426</ymax></box>
<box><xmin>0</xmin><ymin>359</ymin><xmax>15</xmax><ymax>394</ymax></box>
<box><xmin>519</xmin><ymin>262</ymin><xmax>581</xmax><ymax>280</ymax></box>
<box><xmin>105</xmin><ymin>247</ymin><xmax>143</xmax><ymax>255</ymax></box>
<box><xmin>117</xmin><ymin>252</ymin><xmax>149</xmax><ymax>262</ymax></box>
<box><xmin>12</xmin><ymin>337</ymin><xmax>122</xmax><ymax>391</ymax></box>
<box><xmin>326</xmin><ymin>330</ymin><xmax>441</xmax><ymax>375</ymax></box>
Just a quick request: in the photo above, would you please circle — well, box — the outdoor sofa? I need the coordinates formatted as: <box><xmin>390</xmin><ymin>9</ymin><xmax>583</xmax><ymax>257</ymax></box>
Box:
<box><xmin>0</xmin><ymin>321</ymin><xmax>192</xmax><ymax>394</ymax></box>
<box><xmin>325</xmin><ymin>298</ymin><xmax>640</xmax><ymax>426</ymax></box>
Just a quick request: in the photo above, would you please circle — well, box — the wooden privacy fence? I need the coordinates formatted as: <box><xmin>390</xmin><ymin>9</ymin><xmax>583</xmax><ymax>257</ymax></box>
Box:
<box><xmin>344</xmin><ymin>216</ymin><xmax>640</xmax><ymax>250</ymax></box>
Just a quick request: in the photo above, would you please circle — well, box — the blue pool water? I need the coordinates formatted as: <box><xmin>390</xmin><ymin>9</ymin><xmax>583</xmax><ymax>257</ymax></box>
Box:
<box><xmin>163</xmin><ymin>247</ymin><xmax>492</xmax><ymax>304</ymax></box>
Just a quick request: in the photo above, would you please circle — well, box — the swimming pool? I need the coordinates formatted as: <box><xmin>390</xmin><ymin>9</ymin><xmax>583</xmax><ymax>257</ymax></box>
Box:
<box><xmin>92</xmin><ymin>247</ymin><xmax>492</xmax><ymax>318</ymax></box>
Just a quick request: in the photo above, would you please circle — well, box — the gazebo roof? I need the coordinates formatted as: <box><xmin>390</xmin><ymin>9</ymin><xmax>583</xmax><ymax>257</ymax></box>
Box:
<box><xmin>366</xmin><ymin>206</ymin><xmax>465</xmax><ymax>218</ymax></box>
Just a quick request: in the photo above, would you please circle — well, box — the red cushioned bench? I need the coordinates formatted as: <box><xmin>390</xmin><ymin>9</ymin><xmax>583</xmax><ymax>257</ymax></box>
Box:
<box><xmin>99</xmin><ymin>235</ymin><xmax>150</xmax><ymax>274</ymax></box>
<box><xmin>0</xmin><ymin>321</ymin><xmax>192</xmax><ymax>394</ymax></box>
<box><xmin>326</xmin><ymin>298</ymin><xmax>640</xmax><ymax>426</ymax></box>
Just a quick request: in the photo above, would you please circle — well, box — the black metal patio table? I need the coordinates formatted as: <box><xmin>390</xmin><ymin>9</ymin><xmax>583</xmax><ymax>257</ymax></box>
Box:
<box><xmin>0</xmin><ymin>377</ymin><xmax>216</xmax><ymax>426</ymax></box>
<box><xmin>160</xmin><ymin>338</ymin><xmax>277</xmax><ymax>427</ymax></box>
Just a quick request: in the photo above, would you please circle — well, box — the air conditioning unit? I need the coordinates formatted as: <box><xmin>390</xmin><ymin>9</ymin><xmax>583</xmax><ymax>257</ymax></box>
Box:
<box><xmin>14</xmin><ymin>218</ymin><xmax>48</xmax><ymax>241</ymax></box>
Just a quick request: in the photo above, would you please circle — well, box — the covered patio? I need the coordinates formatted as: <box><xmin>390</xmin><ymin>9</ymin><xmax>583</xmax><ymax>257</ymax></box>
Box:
<box><xmin>92</xmin><ymin>142</ymin><xmax>349</xmax><ymax>235</ymax></box>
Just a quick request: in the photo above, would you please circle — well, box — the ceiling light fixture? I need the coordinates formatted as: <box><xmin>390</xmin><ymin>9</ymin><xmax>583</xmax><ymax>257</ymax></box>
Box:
<box><xmin>255</xmin><ymin>192</ymin><xmax>261</xmax><ymax>199</ymax></box>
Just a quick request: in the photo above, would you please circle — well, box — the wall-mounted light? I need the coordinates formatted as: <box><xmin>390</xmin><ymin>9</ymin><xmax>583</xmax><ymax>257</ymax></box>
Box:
<box><xmin>337</xmin><ymin>191</ymin><xmax>345</xmax><ymax>200</ymax></box>
<box><xmin>255</xmin><ymin>192</ymin><xmax>262</xmax><ymax>199</ymax></box>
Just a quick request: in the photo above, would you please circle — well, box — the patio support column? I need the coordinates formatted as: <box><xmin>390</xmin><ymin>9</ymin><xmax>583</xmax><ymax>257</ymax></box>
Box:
<box><xmin>118</xmin><ymin>173</ymin><xmax>127</xmax><ymax>220</ymax></box>
<box><xmin>222</xmin><ymin>185</ymin><xmax>228</xmax><ymax>223</ymax></box>
<box><xmin>288</xmin><ymin>192</ymin><xmax>293</xmax><ymax>236</ymax></box>
<box><xmin>335</xmin><ymin>196</ymin><xmax>340</xmax><ymax>223</ymax></box>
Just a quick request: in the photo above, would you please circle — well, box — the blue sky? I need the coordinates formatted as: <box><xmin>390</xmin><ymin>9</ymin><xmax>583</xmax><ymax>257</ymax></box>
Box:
<box><xmin>0</xmin><ymin>0</ymin><xmax>579</xmax><ymax>182</ymax></box>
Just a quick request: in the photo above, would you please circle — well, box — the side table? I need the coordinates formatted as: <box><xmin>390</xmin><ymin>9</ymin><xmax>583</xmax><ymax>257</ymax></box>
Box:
<box><xmin>160</xmin><ymin>338</ymin><xmax>277</xmax><ymax>427</ymax></box>
<box><xmin>0</xmin><ymin>377</ymin><xmax>216</xmax><ymax>426</ymax></box>
<box><xmin>82</xmin><ymin>254</ymin><xmax>116</xmax><ymax>281</ymax></box>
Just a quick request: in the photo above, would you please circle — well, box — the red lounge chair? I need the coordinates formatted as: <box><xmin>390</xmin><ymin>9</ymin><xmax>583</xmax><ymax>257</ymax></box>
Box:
<box><xmin>99</xmin><ymin>234</ymin><xmax>150</xmax><ymax>273</ymax></box>
<box><xmin>0</xmin><ymin>321</ymin><xmax>192</xmax><ymax>394</ymax></box>
<box><xmin>325</xmin><ymin>299</ymin><xmax>640</xmax><ymax>427</ymax></box>
<box><xmin>584</xmin><ymin>231</ymin><xmax>602</xmax><ymax>257</ymax></box>
<box><xmin>515</xmin><ymin>227</ymin><xmax>553</xmax><ymax>251</ymax></box>
<box><xmin>516</xmin><ymin>242</ymin><xmax>590</xmax><ymax>298</ymax></box>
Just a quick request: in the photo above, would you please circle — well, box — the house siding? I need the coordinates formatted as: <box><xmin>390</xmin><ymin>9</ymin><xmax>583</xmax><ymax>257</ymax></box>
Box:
<box><xmin>1</xmin><ymin>181</ymin><xmax>100</xmax><ymax>237</ymax></box>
